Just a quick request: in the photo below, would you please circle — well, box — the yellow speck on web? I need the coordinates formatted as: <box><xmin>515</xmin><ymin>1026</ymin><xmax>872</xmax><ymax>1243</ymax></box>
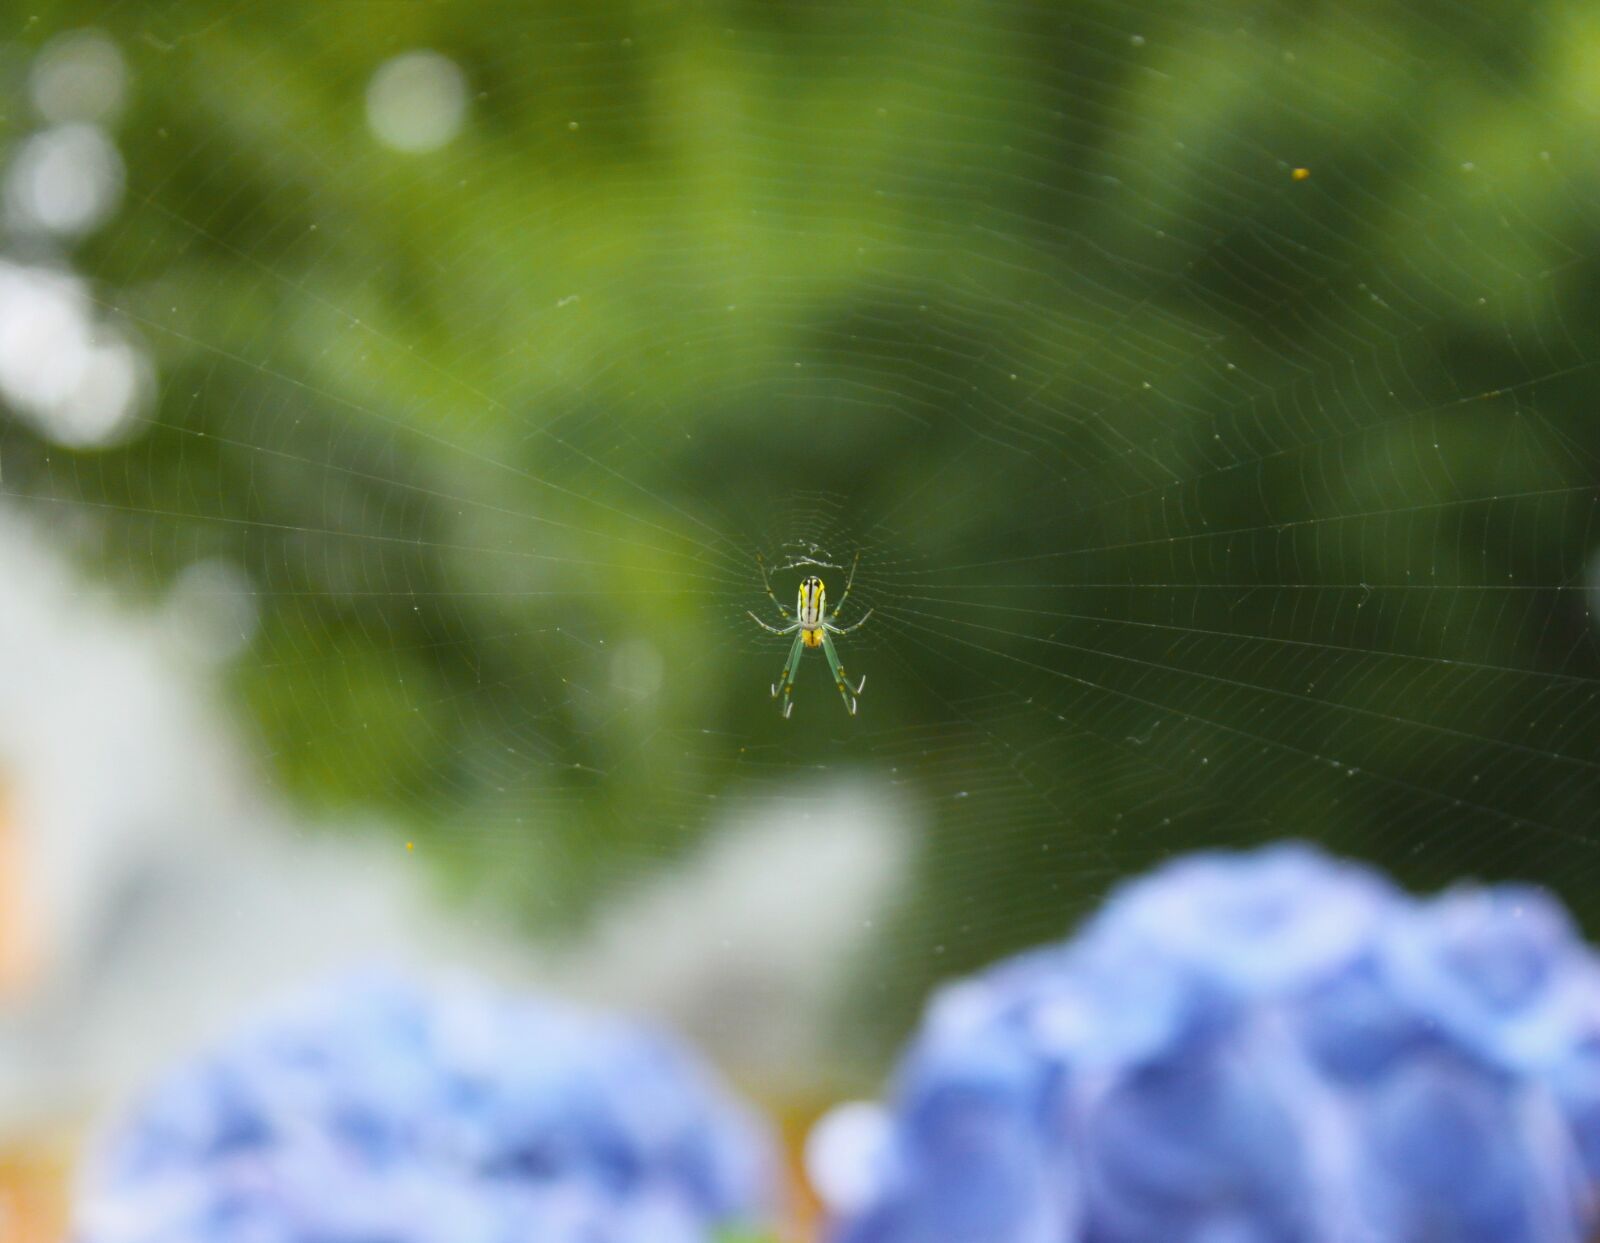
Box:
<box><xmin>406</xmin><ymin>841</ymin><xmax>414</xmax><ymax>851</ymax></box>
<box><xmin>1292</xmin><ymin>167</ymin><xmax>1311</xmax><ymax>180</ymax></box>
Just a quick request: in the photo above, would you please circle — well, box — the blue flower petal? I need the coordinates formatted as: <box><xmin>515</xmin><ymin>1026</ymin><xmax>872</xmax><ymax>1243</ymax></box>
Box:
<box><xmin>1353</xmin><ymin>1053</ymin><xmax>1588</xmax><ymax>1243</ymax></box>
<box><xmin>1379</xmin><ymin>885</ymin><xmax>1594</xmax><ymax>1073</ymax></box>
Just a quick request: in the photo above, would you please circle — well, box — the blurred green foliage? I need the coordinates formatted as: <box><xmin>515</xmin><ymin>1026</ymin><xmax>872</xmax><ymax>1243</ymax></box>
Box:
<box><xmin>2</xmin><ymin>0</ymin><xmax>1599</xmax><ymax>1053</ymax></box>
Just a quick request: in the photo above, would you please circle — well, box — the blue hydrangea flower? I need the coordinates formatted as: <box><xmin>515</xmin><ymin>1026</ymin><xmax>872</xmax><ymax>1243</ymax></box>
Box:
<box><xmin>1377</xmin><ymin>885</ymin><xmax>1596</xmax><ymax>1074</ymax></box>
<box><xmin>818</xmin><ymin>843</ymin><xmax>1600</xmax><ymax>1243</ymax></box>
<box><xmin>75</xmin><ymin>971</ymin><xmax>777</xmax><ymax>1243</ymax></box>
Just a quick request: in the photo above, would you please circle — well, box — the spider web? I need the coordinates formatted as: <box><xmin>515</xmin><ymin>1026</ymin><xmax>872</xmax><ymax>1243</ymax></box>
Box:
<box><xmin>2</xmin><ymin>0</ymin><xmax>1598</xmax><ymax>1055</ymax></box>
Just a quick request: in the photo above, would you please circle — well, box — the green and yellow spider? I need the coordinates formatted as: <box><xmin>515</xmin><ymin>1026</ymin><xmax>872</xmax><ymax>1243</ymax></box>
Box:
<box><xmin>747</xmin><ymin>553</ymin><xmax>873</xmax><ymax>718</ymax></box>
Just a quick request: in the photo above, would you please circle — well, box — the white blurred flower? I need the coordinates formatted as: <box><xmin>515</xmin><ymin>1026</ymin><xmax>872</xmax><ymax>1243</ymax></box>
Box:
<box><xmin>0</xmin><ymin>260</ymin><xmax>151</xmax><ymax>448</ymax></box>
<box><xmin>0</xmin><ymin>514</ymin><xmax>519</xmax><ymax>1141</ymax></box>
<box><xmin>30</xmin><ymin>29</ymin><xmax>127</xmax><ymax>124</ymax></box>
<box><xmin>807</xmin><ymin>1101</ymin><xmax>892</xmax><ymax>1215</ymax></box>
<box><xmin>611</xmin><ymin>637</ymin><xmax>665</xmax><ymax>700</ymax></box>
<box><xmin>5</xmin><ymin>122</ymin><xmax>125</xmax><ymax>236</ymax></box>
<box><xmin>165</xmin><ymin>559</ymin><xmax>260</xmax><ymax>665</ymax></box>
<box><xmin>549</xmin><ymin>776</ymin><xmax>913</xmax><ymax>1087</ymax></box>
<box><xmin>365</xmin><ymin>51</ymin><xmax>468</xmax><ymax>154</ymax></box>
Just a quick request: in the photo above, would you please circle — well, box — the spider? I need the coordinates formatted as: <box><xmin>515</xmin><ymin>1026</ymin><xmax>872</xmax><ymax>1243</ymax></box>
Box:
<box><xmin>747</xmin><ymin>552</ymin><xmax>873</xmax><ymax>718</ymax></box>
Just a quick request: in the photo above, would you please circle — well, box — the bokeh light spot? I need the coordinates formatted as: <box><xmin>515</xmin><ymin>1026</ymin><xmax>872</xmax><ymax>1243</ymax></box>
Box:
<box><xmin>29</xmin><ymin>29</ymin><xmax>127</xmax><ymax>124</ymax></box>
<box><xmin>0</xmin><ymin>261</ymin><xmax>152</xmax><ymax>449</ymax></box>
<box><xmin>364</xmin><ymin>51</ymin><xmax>468</xmax><ymax>154</ymax></box>
<box><xmin>4</xmin><ymin>123</ymin><xmax>124</xmax><ymax>236</ymax></box>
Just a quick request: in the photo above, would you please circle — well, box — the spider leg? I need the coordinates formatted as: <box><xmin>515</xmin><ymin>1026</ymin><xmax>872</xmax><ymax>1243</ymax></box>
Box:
<box><xmin>748</xmin><ymin>611</ymin><xmax>799</xmax><ymax>636</ymax></box>
<box><xmin>756</xmin><ymin>553</ymin><xmax>789</xmax><ymax>619</ymax></box>
<box><xmin>821</xmin><ymin>632</ymin><xmax>863</xmax><ymax>715</ymax></box>
<box><xmin>829</xmin><ymin>551</ymin><xmax>862</xmax><ymax>617</ymax></box>
<box><xmin>774</xmin><ymin>634</ymin><xmax>805</xmax><ymax>718</ymax></box>
<box><xmin>824</xmin><ymin>607</ymin><xmax>873</xmax><ymax>636</ymax></box>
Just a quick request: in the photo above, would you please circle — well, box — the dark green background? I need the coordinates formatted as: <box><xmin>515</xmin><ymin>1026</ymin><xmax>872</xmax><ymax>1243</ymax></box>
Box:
<box><xmin>3</xmin><ymin>0</ymin><xmax>1597</xmax><ymax>1057</ymax></box>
